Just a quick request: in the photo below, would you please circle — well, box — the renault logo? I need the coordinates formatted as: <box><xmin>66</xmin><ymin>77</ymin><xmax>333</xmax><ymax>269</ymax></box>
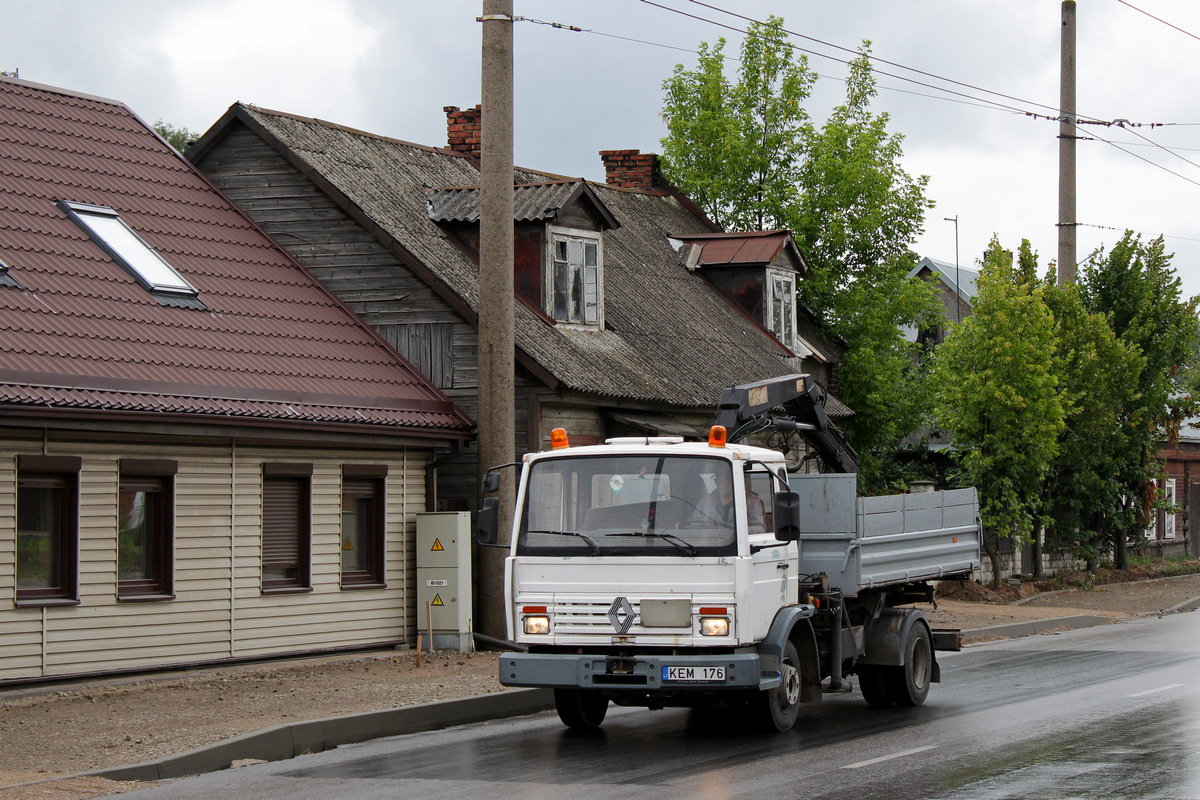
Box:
<box><xmin>608</xmin><ymin>596</ymin><xmax>635</xmax><ymax>634</ymax></box>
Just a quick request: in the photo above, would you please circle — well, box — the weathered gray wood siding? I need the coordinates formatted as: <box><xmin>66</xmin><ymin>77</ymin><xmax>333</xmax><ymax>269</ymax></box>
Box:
<box><xmin>195</xmin><ymin>124</ymin><xmax>540</xmax><ymax>511</ymax></box>
<box><xmin>0</xmin><ymin>433</ymin><xmax>429</xmax><ymax>683</ymax></box>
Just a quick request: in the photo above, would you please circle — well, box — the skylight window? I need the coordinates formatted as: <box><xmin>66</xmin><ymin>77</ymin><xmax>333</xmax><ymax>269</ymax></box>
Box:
<box><xmin>0</xmin><ymin>256</ymin><xmax>17</xmax><ymax>288</ymax></box>
<box><xmin>58</xmin><ymin>201</ymin><xmax>203</xmax><ymax>308</ymax></box>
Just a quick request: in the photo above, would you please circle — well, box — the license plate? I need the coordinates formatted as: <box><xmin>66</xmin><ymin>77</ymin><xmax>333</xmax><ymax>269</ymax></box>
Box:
<box><xmin>663</xmin><ymin>665</ymin><xmax>725</xmax><ymax>682</ymax></box>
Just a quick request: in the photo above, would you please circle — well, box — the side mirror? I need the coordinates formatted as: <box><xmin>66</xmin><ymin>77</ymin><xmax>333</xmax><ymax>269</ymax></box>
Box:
<box><xmin>481</xmin><ymin>471</ymin><xmax>501</xmax><ymax>494</ymax></box>
<box><xmin>773</xmin><ymin>491</ymin><xmax>801</xmax><ymax>542</ymax></box>
<box><xmin>477</xmin><ymin>497</ymin><xmax>500</xmax><ymax>545</ymax></box>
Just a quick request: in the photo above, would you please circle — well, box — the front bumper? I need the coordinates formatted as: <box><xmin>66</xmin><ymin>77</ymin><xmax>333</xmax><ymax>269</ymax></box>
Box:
<box><xmin>498</xmin><ymin>651</ymin><xmax>777</xmax><ymax>692</ymax></box>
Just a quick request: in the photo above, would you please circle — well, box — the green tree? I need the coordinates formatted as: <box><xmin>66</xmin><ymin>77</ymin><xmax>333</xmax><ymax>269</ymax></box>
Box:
<box><xmin>661</xmin><ymin>31</ymin><xmax>939</xmax><ymax>480</ymax></box>
<box><xmin>932</xmin><ymin>239</ymin><xmax>1066</xmax><ymax>586</ymax></box>
<box><xmin>660</xmin><ymin>16</ymin><xmax>814</xmax><ymax>230</ymax></box>
<box><xmin>1079</xmin><ymin>233</ymin><xmax>1200</xmax><ymax>567</ymax></box>
<box><xmin>153</xmin><ymin>119</ymin><xmax>197</xmax><ymax>153</ymax></box>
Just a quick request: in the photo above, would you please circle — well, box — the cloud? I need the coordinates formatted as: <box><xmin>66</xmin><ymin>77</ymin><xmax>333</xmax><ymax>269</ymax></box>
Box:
<box><xmin>142</xmin><ymin>0</ymin><xmax>381</xmax><ymax>131</ymax></box>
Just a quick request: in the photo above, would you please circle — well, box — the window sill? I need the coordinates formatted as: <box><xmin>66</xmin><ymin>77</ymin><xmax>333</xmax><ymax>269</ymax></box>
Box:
<box><xmin>117</xmin><ymin>592</ymin><xmax>176</xmax><ymax>603</ymax></box>
<box><xmin>15</xmin><ymin>597</ymin><xmax>81</xmax><ymax>608</ymax></box>
<box><xmin>340</xmin><ymin>581</ymin><xmax>387</xmax><ymax>591</ymax></box>
<box><xmin>261</xmin><ymin>586</ymin><xmax>314</xmax><ymax>595</ymax></box>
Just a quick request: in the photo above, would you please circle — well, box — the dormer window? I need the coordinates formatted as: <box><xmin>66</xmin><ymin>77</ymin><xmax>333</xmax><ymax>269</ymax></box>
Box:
<box><xmin>547</xmin><ymin>226</ymin><xmax>603</xmax><ymax>327</ymax></box>
<box><xmin>58</xmin><ymin>201</ymin><xmax>205</xmax><ymax>309</ymax></box>
<box><xmin>768</xmin><ymin>268</ymin><xmax>797</xmax><ymax>350</ymax></box>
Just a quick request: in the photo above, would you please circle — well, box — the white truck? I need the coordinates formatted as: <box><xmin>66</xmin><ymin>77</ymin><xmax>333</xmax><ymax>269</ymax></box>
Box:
<box><xmin>477</xmin><ymin>375</ymin><xmax>981</xmax><ymax>732</ymax></box>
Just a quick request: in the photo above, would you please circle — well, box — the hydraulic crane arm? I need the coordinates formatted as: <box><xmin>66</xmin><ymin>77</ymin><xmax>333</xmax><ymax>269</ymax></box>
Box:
<box><xmin>715</xmin><ymin>374</ymin><xmax>859</xmax><ymax>474</ymax></box>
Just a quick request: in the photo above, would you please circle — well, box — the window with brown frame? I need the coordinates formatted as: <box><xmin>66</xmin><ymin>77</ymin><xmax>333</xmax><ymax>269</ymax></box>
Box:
<box><xmin>341</xmin><ymin>465</ymin><xmax>387</xmax><ymax>588</ymax></box>
<box><xmin>16</xmin><ymin>455</ymin><xmax>81</xmax><ymax>604</ymax></box>
<box><xmin>118</xmin><ymin>459</ymin><xmax>176</xmax><ymax>600</ymax></box>
<box><xmin>261</xmin><ymin>463</ymin><xmax>312</xmax><ymax>592</ymax></box>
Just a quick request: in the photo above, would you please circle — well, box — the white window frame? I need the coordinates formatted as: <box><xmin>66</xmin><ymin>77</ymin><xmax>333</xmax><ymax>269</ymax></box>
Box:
<box><xmin>545</xmin><ymin>225</ymin><xmax>603</xmax><ymax>328</ymax></box>
<box><xmin>59</xmin><ymin>201</ymin><xmax>199</xmax><ymax>299</ymax></box>
<box><xmin>1165</xmin><ymin>478</ymin><xmax>1177</xmax><ymax>539</ymax></box>
<box><xmin>767</xmin><ymin>268</ymin><xmax>798</xmax><ymax>350</ymax></box>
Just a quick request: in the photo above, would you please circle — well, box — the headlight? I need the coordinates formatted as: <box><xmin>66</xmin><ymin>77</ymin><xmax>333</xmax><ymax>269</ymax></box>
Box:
<box><xmin>523</xmin><ymin>615</ymin><xmax>550</xmax><ymax>635</ymax></box>
<box><xmin>699</xmin><ymin>617</ymin><xmax>729</xmax><ymax>636</ymax></box>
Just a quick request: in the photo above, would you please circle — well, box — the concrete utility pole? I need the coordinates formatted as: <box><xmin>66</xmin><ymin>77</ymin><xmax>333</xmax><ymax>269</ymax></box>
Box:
<box><xmin>477</xmin><ymin>0</ymin><xmax>516</xmax><ymax>640</ymax></box>
<box><xmin>1058</xmin><ymin>0</ymin><xmax>1077</xmax><ymax>286</ymax></box>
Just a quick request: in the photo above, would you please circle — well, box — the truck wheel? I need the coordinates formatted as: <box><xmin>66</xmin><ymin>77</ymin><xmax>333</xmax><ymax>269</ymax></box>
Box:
<box><xmin>855</xmin><ymin>665</ymin><xmax>892</xmax><ymax>707</ymax></box>
<box><xmin>755</xmin><ymin>640</ymin><xmax>802</xmax><ymax>731</ymax></box>
<box><xmin>554</xmin><ymin>689</ymin><xmax>608</xmax><ymax>730</ymax></box>
<box><xmin>885</xmin><ymin>622</ymin><xmax>932</xmax><ymax>706</ymax></box>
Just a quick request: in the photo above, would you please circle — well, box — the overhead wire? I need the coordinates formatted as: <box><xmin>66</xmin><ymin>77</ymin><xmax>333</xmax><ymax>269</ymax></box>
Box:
<box><xmin>519</xmin><ymin>5</ymin><xmax>1200</xmax><ymax>195</ymax></box>
<box><xmin>636</xmin><ymin>0</ymin><xmax>1041</xmax><ymax>118</ymax></box>
<box><xmin>1113</xmin><ymin>0</ymin><xmax>1200</xmax><ymax>43</ymax></box>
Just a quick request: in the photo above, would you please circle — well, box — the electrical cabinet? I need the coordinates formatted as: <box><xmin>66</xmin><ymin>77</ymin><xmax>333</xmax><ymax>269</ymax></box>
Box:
<box><xmin>415</xmin><ymin>511</ymin><xmax>472</xmax><ymax>652</ymax></box>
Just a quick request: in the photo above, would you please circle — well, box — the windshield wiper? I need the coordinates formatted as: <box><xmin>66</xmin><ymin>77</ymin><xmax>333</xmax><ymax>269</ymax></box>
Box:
<box><xmin>605</xmin><ymin>531</ymin><xmax>698</xmax><ymax>556</ymax></box>
<box><xmin>524</xmin><ymin>529</ymin><xmax>600</xmax><ymax>554</ymax></box>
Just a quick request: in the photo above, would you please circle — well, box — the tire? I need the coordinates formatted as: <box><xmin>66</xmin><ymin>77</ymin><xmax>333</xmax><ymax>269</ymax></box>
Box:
<box><xmin>755</xmin><ymin>640</ymin><xmax>803</xmax><ymax>731</ymax></box>
<box><xmin>554</xmin><ymin>689</ymin><xmax>608</xmax><ymax>730</ymax></box>
<box><xmin>856</xmin><ymin>665</ymin><xmax>892</xmax><ymax>707</ymax></box>
<box><xmin>884</xmin><ymin>622</ymin><xmax>932</xmax><ymax>707</ymax></box>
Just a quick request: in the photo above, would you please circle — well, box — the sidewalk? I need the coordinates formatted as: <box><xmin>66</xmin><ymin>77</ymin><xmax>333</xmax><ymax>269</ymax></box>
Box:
<box><xmin>3</xmin><ymin>571</ymin><xmax>1200</xmax><ymax>800</ymax></box>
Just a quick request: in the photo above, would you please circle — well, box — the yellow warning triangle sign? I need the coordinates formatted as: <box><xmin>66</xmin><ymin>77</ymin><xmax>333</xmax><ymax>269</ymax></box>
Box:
<box><xmin>431</xmin><ymin>538</ymin><xmax>444</xmax><ymax>552</ymax></box>
<box><xmin>431</xmin><ymin>594</ymin><xmax>444</xmax><ymax>606</ymax></box>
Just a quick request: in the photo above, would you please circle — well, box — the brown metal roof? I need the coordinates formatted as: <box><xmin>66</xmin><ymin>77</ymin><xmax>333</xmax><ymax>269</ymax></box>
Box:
<box><xmin>0</xmin><ymin>77</ymin><xmax>472</xmax><ymax>437</ymax></box>
<box><xmin>672</xmin><ymin>231</ymin><xmax>795</xmax><ymax>268</ymax></box>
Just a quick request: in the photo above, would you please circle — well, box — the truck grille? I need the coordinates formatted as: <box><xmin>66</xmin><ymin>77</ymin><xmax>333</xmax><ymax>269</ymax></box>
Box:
<box><xmin>550</xmin><ymin>599</ymin><xmax>687</xmax><ymax>636</ymax></box>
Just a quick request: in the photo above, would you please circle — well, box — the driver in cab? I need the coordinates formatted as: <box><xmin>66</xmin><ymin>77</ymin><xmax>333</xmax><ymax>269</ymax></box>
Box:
<box><xmin>689</xmin><ymin>470</ymin><xmax>765</xmax><ymax>534</ymax></box>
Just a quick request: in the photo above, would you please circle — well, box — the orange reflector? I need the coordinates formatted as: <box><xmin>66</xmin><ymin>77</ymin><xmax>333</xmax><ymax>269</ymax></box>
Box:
<box><xmin>698</xmin><ymin>607</ymin><xmax>727</xmax><ymax>615</ymax></box>
<box><xmin>522</xmin><ymin>605</ymin><xmax>547</xmax><ymax>614</ymax></box>
<box><xmin>813</xmin><ymin>598</ymin><xmax>821</xmax><ymax>608</ymax></box>
<box><xmin>708</xmin><ymin>425</ymin><xmax>727</xmax><ymax>448</ymax></box>
<box><xmin>952</xmin><ymin>536</ymin><xmax>958</xmax><ymax>543</ymax></box>
<box><xmin>550</xmin><ymin>428</ymin><xmax>569</xmax><ymax>449</ymax></box>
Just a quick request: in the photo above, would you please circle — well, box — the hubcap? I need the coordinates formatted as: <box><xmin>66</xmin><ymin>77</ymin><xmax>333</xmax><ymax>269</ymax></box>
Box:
<box><xmin>912</xmin><ymin>640</ymin><xmax>931</xmax><ymax>690</ymax></box>
<box><xmin>780</xmin><ymin>661</ymin><xmax>801</xmax><ymax>707</ymax></box>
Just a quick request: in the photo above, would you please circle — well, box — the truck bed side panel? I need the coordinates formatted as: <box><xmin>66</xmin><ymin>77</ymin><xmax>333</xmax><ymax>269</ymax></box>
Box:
<box><xmin>791</xmin><ymin>475</ymin><xmax>980</xmax><ymax>596</ymax></box>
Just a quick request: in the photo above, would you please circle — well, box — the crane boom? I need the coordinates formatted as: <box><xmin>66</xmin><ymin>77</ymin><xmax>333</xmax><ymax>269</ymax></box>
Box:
<box><xmin>715</xmin><ymin>374</ymin><xmax>859</xmax><ymax>474</ymax></box>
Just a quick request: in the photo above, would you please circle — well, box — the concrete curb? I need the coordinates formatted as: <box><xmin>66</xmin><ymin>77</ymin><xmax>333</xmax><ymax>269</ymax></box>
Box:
<box><xmin>960</xmin><ymin>614</ymin><xmax>1115</xmax><ymax>642</ymax></box>
<box><xmin>89</xmin><ymin>688</ymin><xmax>554</xmax><ymax>782</ymax></box>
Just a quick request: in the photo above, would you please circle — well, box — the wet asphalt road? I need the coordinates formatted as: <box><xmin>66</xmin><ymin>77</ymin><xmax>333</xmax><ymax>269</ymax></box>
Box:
<box><xmin>106</xmin><ymin>611</ymin><xmax>1200</xmax><ymax>800</ymax></box>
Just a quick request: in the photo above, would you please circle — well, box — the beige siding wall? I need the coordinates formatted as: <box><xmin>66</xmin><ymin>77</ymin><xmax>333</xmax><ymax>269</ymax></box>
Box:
<box><xmin>0</xmin><ymin>434</ymin><xmax>431</xmax><ymax>683</ymax></box>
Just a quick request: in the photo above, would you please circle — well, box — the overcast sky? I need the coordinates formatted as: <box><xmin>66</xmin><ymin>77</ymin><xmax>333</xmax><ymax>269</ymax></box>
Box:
<box><xmin>5</xmin><ymin>0</ymin><xmax>1200</xmax><ymax>298</ymax></box>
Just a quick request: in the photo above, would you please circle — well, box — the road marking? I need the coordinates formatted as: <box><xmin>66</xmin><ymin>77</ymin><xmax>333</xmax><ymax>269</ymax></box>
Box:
<box><xmin>1126</xmin><ymin>683</ymin><xmax>1184</xmax><ymax>698</ymax></box>
<box><xmin>843</xmin><ymin>746</ymin><xmax>937</xmax><ymax>769</ymax></box>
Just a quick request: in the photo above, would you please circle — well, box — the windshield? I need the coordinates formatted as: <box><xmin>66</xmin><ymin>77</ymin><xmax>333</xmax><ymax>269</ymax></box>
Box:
<box><xmin>518</xmin><ymin>454</ymin><xmax>740</xmax><ymax>556</ymax></box>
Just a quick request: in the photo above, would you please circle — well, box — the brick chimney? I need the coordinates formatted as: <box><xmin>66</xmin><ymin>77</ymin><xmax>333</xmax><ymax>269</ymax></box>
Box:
<box><xmin>444</xmin><ymin>105</ymin><xmax>482</xmax><ymax>158</ymax></box>
<box><xmin>599</xmin><ymin>149</ymin><xmax>664</xmax><ymax>190</ymax></box>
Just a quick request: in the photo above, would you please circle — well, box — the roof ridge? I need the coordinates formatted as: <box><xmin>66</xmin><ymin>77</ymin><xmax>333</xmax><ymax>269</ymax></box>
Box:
<box><xmin>242</xmin><ymin>103</ymin><xmax>473</xmax><ymax>160</ymax></box>
<box><xmin>0</xmin><ymin>76</ymin><xmax>126</xmax><ymax>109</ymax></box>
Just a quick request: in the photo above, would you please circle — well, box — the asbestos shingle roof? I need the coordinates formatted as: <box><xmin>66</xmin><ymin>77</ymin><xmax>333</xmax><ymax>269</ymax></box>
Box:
<box><xmin>426</xmin><ymin>179</ymin><xmax>616</xmax><ymax>226</ymax></box>
<box><xmin>0</xmin><ymin>78</ymin><xmax>471</xmax><ymax>436</ymax></box>
<box><xmin>202</xmin><ymin>104</ymin><xmax>821</xmax><ymax>408</ymax></box>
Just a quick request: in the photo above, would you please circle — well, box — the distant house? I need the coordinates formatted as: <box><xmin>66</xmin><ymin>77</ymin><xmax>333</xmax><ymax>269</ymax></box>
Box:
<box><xmin>1156</xmin><ymin>420</ymin><xmax>1200</xmax><ymax>558</ymax></box>
<box><xmin>187</xmin><ymin>104</ymin><xmax>848</xmax><ymax>516</ymax></box>
<box><xmin>0</xmin><ymin>77</ymin><xmax>472</xmax><ymax>683</ymax></box>
<box><xmin>905</xmin><ymin>256</ymin><xmax>979</xmax><ymax>348</ymax></box>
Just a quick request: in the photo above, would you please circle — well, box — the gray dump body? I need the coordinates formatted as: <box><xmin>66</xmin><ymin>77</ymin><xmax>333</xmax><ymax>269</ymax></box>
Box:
<box><xmin>790</xmin><ymin>474</ymin><xmax>981</xmax><ymax>597</ymax></box>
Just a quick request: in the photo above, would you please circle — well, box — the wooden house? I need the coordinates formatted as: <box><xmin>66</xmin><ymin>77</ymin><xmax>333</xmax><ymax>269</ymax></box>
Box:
<box><xmin>187</xmin><ymin>104</ymin><xmax>848</xmax><ymax>518</ymax></box>
<box><xmin>0</xmin><ymin>77</ymin><xmax>472</xmax><ymax>683</ymax></box>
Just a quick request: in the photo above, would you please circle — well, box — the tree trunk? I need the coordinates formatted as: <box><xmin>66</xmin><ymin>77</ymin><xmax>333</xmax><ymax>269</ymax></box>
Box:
<box><xmin>1115</xmin><ymin>527</ymin><xmax>1128</xmax><ymax>569</ymax></box>
<box><xmin>982</xmin><ymin>528</ymin><xmax>1003</xmax><ymax>589</ymax></box>
<box><xmin>1032</xmin><ymin>522</ymin><xmax>1044</xmax><ymax>579</ymax></box>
